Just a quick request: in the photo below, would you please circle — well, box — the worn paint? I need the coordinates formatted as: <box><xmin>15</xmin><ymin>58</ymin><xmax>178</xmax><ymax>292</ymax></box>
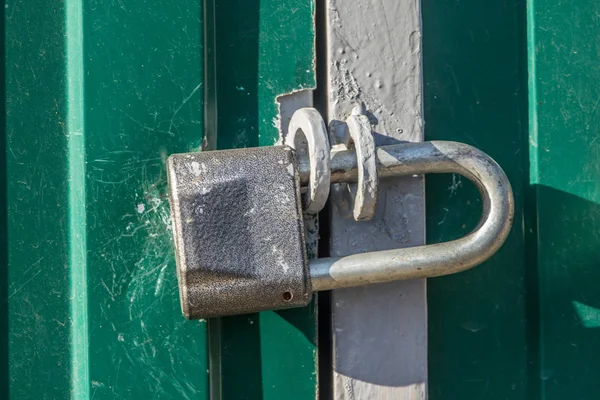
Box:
<box><xmin>6</xmin><ymin>0</ymin><xmax>209</xmax><ymax>397</ymax></box>
<box><xmin>275</xmin><ymin>90</ymin><xmax>314</xmax><ymax>141</ymax></box>
<box><xmin>326</xmin><ymin>0</ymin><xmax>427</xmax><ymax>398</ymax></box>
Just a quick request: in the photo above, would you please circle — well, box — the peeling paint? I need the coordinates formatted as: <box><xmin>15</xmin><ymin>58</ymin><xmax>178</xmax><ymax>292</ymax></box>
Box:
<box><xmin>327</xmin><ymin>0</ymin><xmax>427</xmax><ymax>398</ymax></box>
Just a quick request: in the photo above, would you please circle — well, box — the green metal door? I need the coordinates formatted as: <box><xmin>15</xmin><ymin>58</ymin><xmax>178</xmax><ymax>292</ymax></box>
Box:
<box><xmin>7</xmin><ymin>1</ymin><xmax>209</xmax><ymax>397</ymax></box>
<box><xmin>205</xmin><ymin>1</ymin><xmax>318</xmax><ymax>398</ymax></box>
<box><xmin>425</xmin><ymin>0</ymin><xmax>600</xmax><ymax>398</ymax></box>
<box><xmin>5</xmin><ymin>0</ymin><xmax>317</xmax><ymax>398</ymax></box>
<box><xmin>4</xmin><ymin>0</ymin><xmax>600</xmax><ymax>399</ymax></box>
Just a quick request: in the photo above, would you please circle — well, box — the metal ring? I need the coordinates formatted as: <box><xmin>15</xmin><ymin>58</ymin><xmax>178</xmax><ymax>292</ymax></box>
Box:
<box><xmin>285</xmin><ymin>108</ymin><xmax>331</xmax><ymax>214</ymax></box>
<box><xmin>345</xmin><ymin>113</ymin><xmax>378</xmax><ymax>221</ymax></box>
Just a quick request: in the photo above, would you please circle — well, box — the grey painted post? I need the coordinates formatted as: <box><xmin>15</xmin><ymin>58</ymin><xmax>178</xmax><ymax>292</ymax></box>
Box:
<box><xmin>326</xmin><ymin>0</ymin><xmax>428</xmax><ymax>398</ymax></box>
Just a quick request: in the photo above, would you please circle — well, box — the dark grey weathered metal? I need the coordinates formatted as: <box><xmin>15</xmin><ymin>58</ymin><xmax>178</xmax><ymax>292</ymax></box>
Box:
<box><xmin>167</xmin><ymin>146</ymin><xmax>311</xmax><ymax>319</ymax></box>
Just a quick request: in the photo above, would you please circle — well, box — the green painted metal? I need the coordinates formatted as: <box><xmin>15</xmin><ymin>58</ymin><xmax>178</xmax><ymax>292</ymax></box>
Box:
<box><xmin>527</xmin><ymin>0</ymin><xmax>600</xmax><ymax>397</ymax></box>
<box><xmin>6</xmin><ymin>0</ymin><xmax>208</xmax><ymax>398</ymax></box>
<box><xmin>207</xmin><ymin>0</ymin><xmax>318</xmax><ymax>398</ymax></box>
<box><xmin>6</xmin><ymin>0</ymin><xmax>317</xmax><ymax>398</ymax></box>
<box><xmin>211</xmin><ymin>0</ymin><xmax>316</xmax><ymax>150</ymax></box>
<box><xmin>10</xmin><ymin>0</ymin><xmax>599</xmax><ymax>398</ymax></box>
<box><xmin>422</xmin><ymin>0</ymin><xmax>528</xmax><ymax>398</ymax></box>
<box><xmin>6</xmin><ymin>3</ymin><xmax>72</xmax><ymax>397</ymax></box>
<box><xmin>425</xmin><ymin>0</ymin><xmax>600</xmax><ymax>398</ymax></box>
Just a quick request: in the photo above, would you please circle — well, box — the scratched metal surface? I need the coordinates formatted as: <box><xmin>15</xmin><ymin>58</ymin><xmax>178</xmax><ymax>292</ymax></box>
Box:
<box><xmin>525</xmin><ymin>0</ymin><xmax>600</xmax><ymax>394</ymax></box>
<box><xmin>6</xmin><ymin>0</ymin><xmax>208</xmax><ymax>398</ymax></box>
<box><xmin>325</xmin><ymin>0</ymin><xmax>427</xmax><ymax>398</ymax></box>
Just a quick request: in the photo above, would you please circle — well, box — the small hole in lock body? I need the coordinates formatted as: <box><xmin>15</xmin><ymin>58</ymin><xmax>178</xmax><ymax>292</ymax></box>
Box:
<box><xmin>282</xmin><ymin>291</ymin><xmax>293</xmax><ymax>302</ymax></box>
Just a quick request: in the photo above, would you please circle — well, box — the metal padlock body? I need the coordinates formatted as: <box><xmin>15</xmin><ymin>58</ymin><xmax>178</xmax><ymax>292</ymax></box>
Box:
<box><xmin>167</xmin><ymin>146</ymin><xmax>311</xmax><ymax>319</ymax></box>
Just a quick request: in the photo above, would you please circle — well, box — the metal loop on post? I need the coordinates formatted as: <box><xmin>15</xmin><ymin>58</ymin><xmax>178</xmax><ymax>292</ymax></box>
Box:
<box><xmin>286</xmin><ymin>108</ymin><xmax>331</xmax><ymax>214</ymax></box>
<box><xmin>308</xmin><ymin>141</ymin><xmax>514</xmax><ymax>291</ymax></box>
<box><xmin>345</xmin><ymin>113</ymin><xmax>378</xmax><ymax>221</ymax></box>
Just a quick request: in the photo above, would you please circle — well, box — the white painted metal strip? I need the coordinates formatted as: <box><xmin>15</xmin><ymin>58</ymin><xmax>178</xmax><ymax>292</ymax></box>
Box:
<box><xmin>326</xmin><ymin>0</ymin><xmax>427</xmax><ymax>398</ymax></box>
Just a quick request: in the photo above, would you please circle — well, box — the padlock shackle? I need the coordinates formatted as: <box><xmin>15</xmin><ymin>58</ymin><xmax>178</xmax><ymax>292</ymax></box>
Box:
<box><xmin>308</xmin><ymin>140</ymin><xmax>514</xmax><ymax>291</ymax></box>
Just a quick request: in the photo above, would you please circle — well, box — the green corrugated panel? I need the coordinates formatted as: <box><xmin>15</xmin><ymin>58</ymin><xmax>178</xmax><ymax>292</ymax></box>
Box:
<box><xmin>425</xmin><ymin>0</ymin><xmax>600</xmax><ymax>398</ymax></box>
<box><xmin>207</xmin><ymin>0</ymin><xmax>318</xmax><ymax>398</ymax></box>
<box><xmin>528</xmin><ymin>0</ymin><xmax>600</xmax><ymax>397</ymax></box>
<box><xmin>423</xmin><ymin>0</ymin><xmax>529</xmax><ymax>398</ymax></box>
<box><xmin>7</xmin><ymin>2</ymin><xmax>73</xmax><ymax>397</ymax></box>
<box><xmin>6</xmin><ymin>0</ymin><xmax>208</xmax><ymax>398</ymax></box>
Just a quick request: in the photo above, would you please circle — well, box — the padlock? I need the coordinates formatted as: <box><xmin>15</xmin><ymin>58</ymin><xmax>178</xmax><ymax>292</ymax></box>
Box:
<box><xmin>167</xmin><ymin>108</ymin><xmax>514</xmax><ymax>319</ymax></box>
<box><xmin>167</xmin><ymin>146</ymin><xmax>311</xmax><ymax>319</ymax></box>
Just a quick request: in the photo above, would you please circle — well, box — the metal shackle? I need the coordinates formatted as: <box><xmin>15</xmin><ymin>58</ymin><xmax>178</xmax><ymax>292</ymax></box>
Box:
<box><xmin>287</xmin><ymin>107</ymin><xmax>514</xmax><ymax>291</ymax></box>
